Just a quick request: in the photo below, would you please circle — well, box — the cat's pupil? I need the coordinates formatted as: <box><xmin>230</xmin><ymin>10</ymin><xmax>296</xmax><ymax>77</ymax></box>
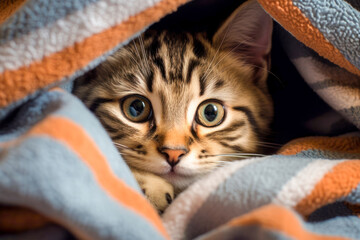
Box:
<box><xmin>129</xmin><ymin>100</ymin><xmax>145</xmax><ymax>117</ymax></box>
<box><xmin>204</xmin><ymin>104</ymin><xmax>218</xmax><ymax>122</ymax></box>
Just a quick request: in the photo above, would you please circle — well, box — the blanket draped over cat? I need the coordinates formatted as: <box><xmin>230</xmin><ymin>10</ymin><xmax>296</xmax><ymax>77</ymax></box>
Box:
<box><xmin>0</xmin><ymin>0</ymin><xmax>360</xmax><ymax>239</ymax></box>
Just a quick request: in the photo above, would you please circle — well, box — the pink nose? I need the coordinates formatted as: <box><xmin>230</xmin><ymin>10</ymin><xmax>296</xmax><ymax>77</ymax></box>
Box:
<box><xmin>160</xmin><ymin>148</ymin><xmax>187</xmax><ymax>167</ymax></box>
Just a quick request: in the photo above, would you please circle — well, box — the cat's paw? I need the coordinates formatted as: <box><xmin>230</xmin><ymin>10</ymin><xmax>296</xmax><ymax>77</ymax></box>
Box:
<box><xmin>132</xmin><ymin>170</ymin><xmax>174</xmax><ymax>213</ymax></box>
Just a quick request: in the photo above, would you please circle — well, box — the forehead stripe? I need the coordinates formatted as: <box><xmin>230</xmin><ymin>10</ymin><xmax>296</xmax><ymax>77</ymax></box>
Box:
<box><xmin>215</xmin><ymin>79</ymin><xmax>225</xmax><ymax>89</ymax></box>
<box><xmin>146</xmin><ymin>70</ymin><xmax>154</xmax><ymax>92</ymax></box>
<box><xmin>153</xmin><ymin>57</ymin><xmax>167</xmax><ymax>82</ymax></box>
<box><xmin>193</xmin><ymin>37</ymin><xmax>206</xmax><ymax>58</ymax></box>
<box><xmin>148</xmin><ymin>37</ymin><xmax>160</xmax><ymax>57</ymax></box>
<box><xmin>199</xmin><ymin>74</ymin><xmax>206</xmax><ymax>96</ymax></box>
<box><xmin>186</xmin><ymin>59</ymin><xmax>200</xmax><ymax>84</ymax></box>
<box><xmin>124</xmin><ymin>73</ymin><xmax>139</xmax><ymax>85</ymax></box>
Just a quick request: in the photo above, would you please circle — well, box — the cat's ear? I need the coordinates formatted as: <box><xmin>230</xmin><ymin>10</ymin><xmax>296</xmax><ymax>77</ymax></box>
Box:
<box><xmin>213</xmin><ymin>0</ymin><xmax>273</xmax><ymax>83</ymax></box>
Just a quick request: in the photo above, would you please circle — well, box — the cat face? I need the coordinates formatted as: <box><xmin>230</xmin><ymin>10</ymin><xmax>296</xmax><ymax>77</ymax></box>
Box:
<box><xmin>74</xmin><ymin>0</ymin><xmax>273</xmax><ymax>191</ymax></box>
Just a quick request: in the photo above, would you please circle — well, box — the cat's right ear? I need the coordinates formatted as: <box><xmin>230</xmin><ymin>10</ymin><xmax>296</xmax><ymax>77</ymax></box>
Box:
<box><xmin>213</xmin><ymin>0</ymin><xmax>273</xmax><ymax>84</ymax></box>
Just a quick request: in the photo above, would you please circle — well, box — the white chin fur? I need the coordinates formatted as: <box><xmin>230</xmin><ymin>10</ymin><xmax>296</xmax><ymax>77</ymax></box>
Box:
<box><xmin>162</xmin><ymin>172</ymin><xmax>205</xmax><ymax>192</ymax></box>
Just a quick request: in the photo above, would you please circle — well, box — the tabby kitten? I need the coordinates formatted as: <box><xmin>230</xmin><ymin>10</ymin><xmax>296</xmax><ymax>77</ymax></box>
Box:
<box><xmin>73</xmin><ymin>0</ymin><xmax>273</xmax><ymax>212</ymax></box>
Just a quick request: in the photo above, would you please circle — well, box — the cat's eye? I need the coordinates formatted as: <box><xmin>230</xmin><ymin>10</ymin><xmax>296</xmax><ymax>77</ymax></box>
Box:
<box><xmin>196</xmin><ymin>100</ymin><xmax>225</xmax><ymax>127</ymax></box>
<box><xmin>121</xmin><ymin>95</ymin><xmax>152</xmax><ymax>122</ymax></box>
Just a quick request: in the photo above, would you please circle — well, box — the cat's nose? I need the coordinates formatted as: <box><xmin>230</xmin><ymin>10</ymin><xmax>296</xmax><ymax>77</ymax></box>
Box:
<box><xmin>160</xmin><ymin>147</ymin><xmax>187</xmax><ymax>167</ymax></box>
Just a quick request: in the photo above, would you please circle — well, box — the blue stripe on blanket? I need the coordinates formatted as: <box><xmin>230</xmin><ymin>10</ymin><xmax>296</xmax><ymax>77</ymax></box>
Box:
<box><xmin>292</xmin><ymin>149</ymin><xmax>360</xmax><ymax>160</ymax></box>
<box><xmin>0</xmin><ymin>90</ymin><xmax>166</xmax><ymax>239</ymax></box>
<box><xmin>346</xmin><ymin>183</ymin><xmax>360</xmax><ymax>204</ymax></box>
<box><xmin>184</xmin><ymin>156</ymin><xmax>314</xmax><ymax>239</ymax></box>
<box><xmin>0</xmin><ymin>136</ymin><xmax>165</xmax><ymax>239</ymax></box>
<box><xmin>52</xmin><ymin>90</ymin><xmax>141</xmax><ymax>190</ymax></box>
<box><xmin>0</xmin><ymin>90</ymin><xmax>140</xmax><ymax>190</ymax></box>
<box><xmin>0</xmin><ymin>0</ymin><xmax>100</xmax><ymax>44</ymax></box>
<box><xmin>307</xmin><ymin>214</ymin><xmax>360</xmax><ymax>239</ymax></box>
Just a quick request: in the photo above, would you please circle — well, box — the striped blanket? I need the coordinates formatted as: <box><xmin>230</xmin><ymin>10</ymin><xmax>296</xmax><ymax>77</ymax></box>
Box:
<box><xmin>1</xmin><ymin>0</ymin><xmax>360</xmax><ymax>239</ymax></box>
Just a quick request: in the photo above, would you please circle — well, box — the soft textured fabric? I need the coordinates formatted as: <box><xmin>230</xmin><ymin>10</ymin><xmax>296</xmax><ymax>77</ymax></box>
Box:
<box><xmin>1</xmin><ymin>0</ymin><xmax>360</xmax><ymax>239</ymax></box>
<box><xmin>0</xmin><ymin>0</ymin><xmax>189</xmax><ymax>110</ymax></box>
<box><xmin>258</xmin><ymin>0</ymin><xmax>360</xmax><ymax>76</ymax></box>
<box><xmin>163</xmin><ymin>136</ymin><xmax>360</xmax><ymax>239</ymax></box>
<box><xmin>0</xmin><ymin>90</ymin><xmax>168</xmax><ymax>239</ymax></box>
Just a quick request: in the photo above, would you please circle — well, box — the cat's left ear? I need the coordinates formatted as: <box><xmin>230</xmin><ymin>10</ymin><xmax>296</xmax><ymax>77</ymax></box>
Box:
<box><xmin>213</xmin><ymin>0</ymin><xmax>273</xmax><ymax>84</ymax></box>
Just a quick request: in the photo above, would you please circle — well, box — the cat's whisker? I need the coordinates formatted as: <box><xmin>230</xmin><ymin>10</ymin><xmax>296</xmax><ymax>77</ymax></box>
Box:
<box><xmin>216</xmin><ymin>160</ymin><xmax>234</xmax><ymax>164</ymax></box>
<box><xmin>114</xmin><ymin>150</ymin><xmax>129</xmax><ymax>156</ymax></box>
<box><xmin>255</xmin><ymin>141</ymin><xmax>282</xmax><ymax>147</ymax></box>
<box><xmin>203</xmin><ymin>39</ymin><xmax>282</xmax><ymax>86</ymax></box>
<box><xmin>255</xmin><ymin>143</ymin><xmax>280</xmax><ymax>148</ymax></box>
<box><xmin>113</xmin><ymin>142</ymin><xmax>131</xmax><ymax>149</ymax></box>
<box><xmin>132</xmin><ymin>39</ymin><xmax>149</xmax><ymax>76</ymax></box>
<box><xmin>214</xmin><ymin>153</ymin><xmax>267</xmax><ymax>157</ymax></box>
<box><xmin>203</xmin><ymin>12</ymin><xmax>246</xmax><ymax>79</ymax></box>
<box><xmin>112</xmin><ymin>142</ymin><xmax>128</xmax><ymax>147</ymax></box>
<box><xmin>255</xmin><ymin>144</ymin><xmax>279</xmax><ymax>149</ymax></box>
<box><xmin>217</xmin><ymin>156</ymin><xmax>258</xmax><ymax>159</ymax></box>
<box><xmin>215</xmin><ymin>161</ymin><xmax>236</xmax><ymax>168</ymax></box>
<box><xmin>129</xmin><ymin>54</ymin><xmax>141</xmax><ymax>66</ymax></box>
<box><xmin>139</xmin><ymin>35</ymin><xmax>151</xmax><ymax>75</ymax></box>
<box><xmin>242</xmin><ymin>62</ymin><xmax>282</xmax><ymax>85</ymax></box>
<box><xmin>203</xmin><ymin>39</ymin><xmax>248</xmax><ymax>80</ymax></box>
<box><xmin>247</xmin><ymin>140</ymin><xmax>282</xmax><ymax>149</ymax></box>
<box><xmin>202</xmin><ymin>21</ymin><xmax>232</xmax><ymax>79</ymax></box>
<box><xmin>115</xmin><ymin>148</ymin><xmax>130</xmax><ymax>153</ymax></box>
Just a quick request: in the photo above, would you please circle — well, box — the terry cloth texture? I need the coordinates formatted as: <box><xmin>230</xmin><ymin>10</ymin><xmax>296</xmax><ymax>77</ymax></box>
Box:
<box><xmin>0</xmin><ymin>0</ymin><xmax>189</xmax><ymax>113</ymax></box>
<box><xmin>0</xmin><ymin>90</ymin><xmax>168</xmax><ymax>239</ymax></box>
<box><xmin>163</xmin><ymin>136</ymin><xmax>360</xmax><ymax>239</ymax></box>
<box><xmin>1</xmin><ymin>0</ymin><xmax>360</xmax><ymax>239</ymax></box>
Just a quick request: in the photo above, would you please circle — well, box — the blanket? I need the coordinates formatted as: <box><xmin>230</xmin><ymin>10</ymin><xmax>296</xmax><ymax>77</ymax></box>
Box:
<box><xmin>1</xmin><ymin>0</ymin><xmax>360</xmax><ymax>239</ymax></box>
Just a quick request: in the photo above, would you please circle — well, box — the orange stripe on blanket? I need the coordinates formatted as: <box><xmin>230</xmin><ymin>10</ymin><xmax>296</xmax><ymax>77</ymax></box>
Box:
<box><xmin>0</xmin><ymin>0</ymin><xmax>189</xmax><ymax>109</ymax></box>
<box><xmin>0</xmin><ymin>0</ymin><xmax>27</xmax><ymax>24</ymax></box>
<box><xmin>28</xmin><ymin>116</ymin><xmax>169</xmax><ymax>238</ymax></box>
<box><xmin>257</xmin><ymin>0</ymin><xmax>360</xmax><ymax>77</ymax></box>
<box><xmin>278</xmin><ymin>136</ymin><xmax>360</xmax><ymax>156</ymax></box>
<box><xmin>228</xmin><ymin>204</ymin><xmax>349</xmax><ymax>240</ymax></box>
<box><xmin>295</xmin><ymin>160</ymin><xmax>360</xmax><ymax>216</ymax></box>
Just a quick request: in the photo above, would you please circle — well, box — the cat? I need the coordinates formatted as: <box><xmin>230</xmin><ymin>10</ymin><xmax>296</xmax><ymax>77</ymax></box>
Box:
<box><xmin>73</xmin><ymin>0</ymin><xmax>273</xmax><ymax>212</ymax></box>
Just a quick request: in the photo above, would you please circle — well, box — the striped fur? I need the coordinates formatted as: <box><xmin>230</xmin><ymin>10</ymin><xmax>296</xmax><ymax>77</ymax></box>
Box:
<box><xmin>74</xmin><ymin>0</ymin><xmax>273</xmax><ymax>210</ymax></box>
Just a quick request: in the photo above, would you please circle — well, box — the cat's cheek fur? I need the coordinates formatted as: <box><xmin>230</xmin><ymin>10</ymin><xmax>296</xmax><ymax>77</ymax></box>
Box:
<box><xmin>129</xmin><ymin>154</ymin><xmax>170</xmax><ymax>175</ymax></box>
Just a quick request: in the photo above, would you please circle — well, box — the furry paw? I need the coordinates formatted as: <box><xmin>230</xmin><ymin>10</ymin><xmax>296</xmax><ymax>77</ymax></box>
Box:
<box><xmin>132</xmin><ymin>170</ymin><xmax>174</xmax><ymax>213</ymax></box>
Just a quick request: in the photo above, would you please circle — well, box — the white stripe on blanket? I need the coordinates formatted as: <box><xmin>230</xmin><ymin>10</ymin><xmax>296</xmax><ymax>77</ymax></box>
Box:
<box><xmin>163</xmin><ymin>158</ymin><xmax>263</xmax><ymax>240</ymax></box>
<box><xmin>272</xmin><ymin>159</ymin><xmax>340</xmax><ymax>208</ymax></box>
